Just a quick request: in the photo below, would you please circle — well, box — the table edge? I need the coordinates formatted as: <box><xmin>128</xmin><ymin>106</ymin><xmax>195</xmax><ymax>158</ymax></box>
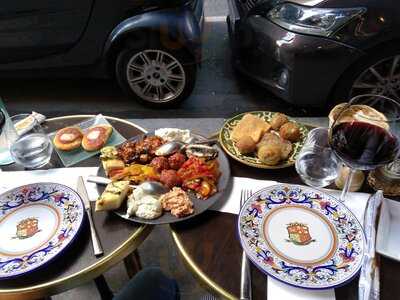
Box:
<box><xmin>0</xmin><ymin>115</ymin><xmax>152</xmax><ymax>299</ymax></box>
<box><xmin>0</xmin><ymin>224</ymin><xmax>154</xmax><ymax>299</ymax></box>
<box><xmin>170</xmin><ymin>228</ymin><xmax>237</xmax><ymax>300</ymax></box>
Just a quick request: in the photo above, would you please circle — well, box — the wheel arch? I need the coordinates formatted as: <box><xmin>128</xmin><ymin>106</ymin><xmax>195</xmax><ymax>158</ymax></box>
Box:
<box><xmin>102</xmin><ymin>10</ymin><xmax>200</xmax><ymax>77</ymax></box>
<box><xmin>328</xmin><ymin>38</ymin><xmax>400</xmax><ymax>106</ymax></box>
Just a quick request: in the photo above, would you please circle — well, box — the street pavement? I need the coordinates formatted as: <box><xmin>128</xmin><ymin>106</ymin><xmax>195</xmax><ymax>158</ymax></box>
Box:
<box><xmin>1</xmin><ymin>0</ymin><xmax>320</xmax><ymax>119</ymax></box>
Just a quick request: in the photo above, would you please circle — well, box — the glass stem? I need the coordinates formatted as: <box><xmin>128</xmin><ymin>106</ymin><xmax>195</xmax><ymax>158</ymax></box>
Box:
<box><xmin>339</xmin><ymin>168</ymin><xmax>355</xmax><ymax>202</ymax></box>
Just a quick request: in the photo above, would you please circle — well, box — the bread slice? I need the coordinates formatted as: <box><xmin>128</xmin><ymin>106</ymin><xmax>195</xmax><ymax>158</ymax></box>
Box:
<box><xmin>232</xmin><ymin>114</ymin><xmax>271</xmax><ymax>143</ymax></box>
<box><xmin>82</xmin><ymin>125</ymin><xmax>113</xmax><ymax>152</ymax></box>
<box><xmin>95</xmin><ymin>181</ymin><xmax>130</xmax><ymax>211</ymax></box>
<box><xmin>53</xmin><ymin>127</ymin><xmax>83</xmax><ymax>151</ymax></box>
<box><xmin>102</xmin><ymin>159</ymin><xmax>125</xmax><ymax>176</ymax></box>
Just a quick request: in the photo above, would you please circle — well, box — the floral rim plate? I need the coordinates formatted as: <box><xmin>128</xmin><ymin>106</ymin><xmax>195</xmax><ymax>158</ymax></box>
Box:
<box><xmin>0</xmin><ymin>183</ymin><xmax>85</xmax><ymax>279</ymax></box>
<box><xmin>238</xmin><ymin>184</ymin><xmax>365</xmax><ymax>289</ymax></box>
<box><xmin>219</xmin><ymin>111</ymin><xmax>310</xmax><ymax>169</ymax></box>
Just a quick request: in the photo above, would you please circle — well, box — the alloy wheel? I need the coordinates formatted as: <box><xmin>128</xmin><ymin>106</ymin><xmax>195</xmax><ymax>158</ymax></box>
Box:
<box><xmin>126</xmin><ymin>50</ymin><xmax>186</xmax><ymax>103</ymax></box>
<box><xmin>350</xmin><ymin>55</ymin><xmax>400</xmax><ymax>102</ymax></box>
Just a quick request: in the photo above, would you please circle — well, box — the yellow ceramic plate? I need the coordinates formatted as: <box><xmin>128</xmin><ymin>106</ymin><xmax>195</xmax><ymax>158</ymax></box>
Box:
<box><xmin>219</xmin><ymin>111</ymin><xmax>310</xmax><ymax>169</ymax></box>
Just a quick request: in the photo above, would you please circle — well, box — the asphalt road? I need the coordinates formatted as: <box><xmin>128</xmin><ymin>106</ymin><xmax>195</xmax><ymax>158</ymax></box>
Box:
<box><xmin>1</xmin><ymin>0</ymin><xmax>320</xmax><ymax>119</ymax></box>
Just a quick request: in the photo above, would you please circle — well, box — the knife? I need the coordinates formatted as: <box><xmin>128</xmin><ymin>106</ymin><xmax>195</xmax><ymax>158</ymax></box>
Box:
<box><xmin>359</xmin><ymin>191</ymin><xmax>382</xmax><ymax>300</ymax></box>
<box><xmin>240</xmin><ymin>251</ymin><xmax>252</xmax><ymax>300</ymax></box>
<box><xmin>77</xmin><ymin>176</ymin><xmax>103</xmax><ymax>256</ymax></box>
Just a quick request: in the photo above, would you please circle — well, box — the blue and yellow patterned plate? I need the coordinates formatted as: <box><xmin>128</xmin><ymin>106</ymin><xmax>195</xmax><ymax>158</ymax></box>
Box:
<box><xmin>238</xmin><ymin>184</ymin><xmax>365</xmax><ymax>289</ymax></box>
<box><xmin>0</xmin><ymin>183</ymin><xmax>84</xmax><ymax>279</ymax></box>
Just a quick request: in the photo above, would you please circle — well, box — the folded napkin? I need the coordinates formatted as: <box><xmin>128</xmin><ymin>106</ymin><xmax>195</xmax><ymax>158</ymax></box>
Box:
<box><xmin>211</xmin><ymin>176</ymin><xmax>371</xmax><ymax>300</ymax></box>
<box><xmin>211</xmin><ymin>177</ymin><xmax>277</xmax><ymax>214</ymax></box>
<box><xmin>0</xmin><ymin>167</ymin><xmax>100</xmax><ymax>200</ymax></box>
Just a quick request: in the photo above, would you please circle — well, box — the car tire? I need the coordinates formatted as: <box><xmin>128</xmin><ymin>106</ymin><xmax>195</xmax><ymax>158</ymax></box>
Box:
<box><xmin>330</xmin><ymin>46</ymin><xmax>400</xmax><ymax>107</ymax></box>
<box><xmin>116</xmin><ymin>46</ymin><xmax>197</xmax><ymax>107</ymax></box>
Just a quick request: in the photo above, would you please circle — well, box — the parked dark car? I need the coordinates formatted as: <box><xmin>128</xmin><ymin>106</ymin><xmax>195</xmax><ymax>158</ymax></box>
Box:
<box><xmin>227</xmin><ymin>0</ymin><xmax>400</xmax><ymax>108</ymax></box>
<box><xmin>0</xmin><ymin>0</ymin><xmax>204</xmax><ymax>106</ymax></box>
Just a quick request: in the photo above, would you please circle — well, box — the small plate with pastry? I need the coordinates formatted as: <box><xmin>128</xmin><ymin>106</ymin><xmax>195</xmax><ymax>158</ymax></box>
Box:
<box><xmin>49</xmin><ymin>114</ymin><xmax>126</xmax><ymax>167</ymax></box>
<box><xmin>219</xmin><ymin>111</ymin><xmax>310</xmax><ymax>169</ymax></box>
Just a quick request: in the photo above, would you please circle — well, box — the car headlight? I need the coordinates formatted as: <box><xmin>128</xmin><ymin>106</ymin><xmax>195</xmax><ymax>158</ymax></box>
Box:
<box><xmin>267</xmin><ymin>3</ymin><xmax>366</xmax><ymax>37</ymax></box>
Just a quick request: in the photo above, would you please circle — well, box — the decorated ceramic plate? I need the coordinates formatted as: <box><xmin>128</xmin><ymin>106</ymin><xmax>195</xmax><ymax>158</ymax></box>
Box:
<box><xmin>0</xmin><ymin>183</ymin><xmax>85</xmax><ymax>279</ymax></box>
<box><xmin>238</xmin><ymin>184</ymin><xmax>365</xmax><ymax>289</ymax></box>
<box><xmin>219</xmin><ymin>111</ymin><xmax>310</xmax><ymax>169</ymax></box>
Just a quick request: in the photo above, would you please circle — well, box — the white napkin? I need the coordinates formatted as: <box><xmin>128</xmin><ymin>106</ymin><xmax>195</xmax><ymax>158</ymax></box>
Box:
<box><xmin>0</xmin><ymin>167</ymin><xmax>100</xmax><ymax>200</ymax></box>
<box><xmin>211</xmin><ymin>176</ymin><xmax>371</xmax><ymax>300</ymax></box>
<box><xmin>210</xmin><ymin>177</ymin><xmax>277</xmax><ymax>214</ymax></box>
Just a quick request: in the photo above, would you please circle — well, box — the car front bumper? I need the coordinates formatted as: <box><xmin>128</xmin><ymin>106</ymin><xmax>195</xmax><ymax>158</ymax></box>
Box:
<box><xmin>227</xmin><ymin>2</ymin><xmax>365</xmax><ymax>107</ymax></box>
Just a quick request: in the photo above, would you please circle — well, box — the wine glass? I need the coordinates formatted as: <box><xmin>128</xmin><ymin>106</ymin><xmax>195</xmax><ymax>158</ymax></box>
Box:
<box><xmin>329</xmin><ymin>94</ymin><xmax>400</xmax><ymax>201</ymax></box>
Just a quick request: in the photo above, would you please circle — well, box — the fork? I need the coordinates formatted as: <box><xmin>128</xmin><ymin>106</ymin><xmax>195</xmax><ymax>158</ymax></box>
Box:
<box><xmin>240</xmin><ymin>189</ymin><xmax>253</xmax><ymax>300</ymax></box>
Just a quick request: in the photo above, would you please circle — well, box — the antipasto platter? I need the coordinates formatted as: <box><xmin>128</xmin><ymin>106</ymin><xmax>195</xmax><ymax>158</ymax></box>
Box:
<box><xmin>94</xmin><ymin>128</ymin><xmax>230</xmax><ymax>224</ymax></box>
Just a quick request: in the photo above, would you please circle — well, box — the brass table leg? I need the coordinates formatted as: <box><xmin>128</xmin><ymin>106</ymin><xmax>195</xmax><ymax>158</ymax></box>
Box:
<box><xmin>94</xmin><ymin>275</ymin><xmax>113</xmax><ymax>300</ymax></box>
<box><xmin>123</xmin><ymin>249</ymin><xmax>142</xmax><ymax>278</ymax></box>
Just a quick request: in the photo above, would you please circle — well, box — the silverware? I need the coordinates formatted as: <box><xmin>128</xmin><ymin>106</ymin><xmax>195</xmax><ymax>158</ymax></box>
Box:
<box><xmin>240</xmin><ymin>189</ymin><xmax>252</xmax><ymax>300</ymax></box>
<box><xmin>87</xmin><ymin>175</ymin><xmax>168</xmax><ymax>195</ymax></box>
<box><xmin>77</xmin><ymin>176</ymin><xmax>103</xmax><ymax>256</ymax></box>
<box><xmin>155</xmin><ymin>139</ymin><xmax>217</xmax><ymax>156</ymax></box>
<box><xmin>359</xmin><ymin>191</ymin><xmax>382</xmax><ymax>300</ymax></box>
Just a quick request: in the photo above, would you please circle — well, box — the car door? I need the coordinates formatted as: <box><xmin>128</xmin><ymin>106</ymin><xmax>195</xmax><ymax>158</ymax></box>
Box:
<box><xmin>0</xmin><ymin>0</ymin><xmax>93</xmax><ymax>63</ymax></box>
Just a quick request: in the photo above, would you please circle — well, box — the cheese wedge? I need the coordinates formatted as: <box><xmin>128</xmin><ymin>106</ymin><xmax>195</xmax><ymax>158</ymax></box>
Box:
<box><xmin>95</xmin><ymin>181</ymin><xmax>130</xmax><ymax>211</ymax></box>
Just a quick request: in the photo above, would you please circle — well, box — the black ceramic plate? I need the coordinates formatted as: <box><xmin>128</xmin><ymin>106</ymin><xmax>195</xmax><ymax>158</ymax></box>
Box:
<box><xmin>97</xmin><ymin>132</ymin><xmax>231</xmax><ymax>224</ymax></box>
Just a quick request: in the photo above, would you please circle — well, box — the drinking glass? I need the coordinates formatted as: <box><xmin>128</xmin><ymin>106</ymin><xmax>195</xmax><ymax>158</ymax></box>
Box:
<box><xmin>9</xmin><ymin>114</ymin><xmax>53</xmax><ymax>169</ymax></box>
<box><xmin>0</xmin><ymin>109</ymin><xmax>16</xmax><ymax>165</ymax></box>
<box><xmin>295</xmin><ymin>127</ymin><xmax>338</xmax><ymax>187</ymax></box>
<box><xmin>329</xmin><ymin>94</ymin><xmax>400</xmax><ymax>201</ymax></box>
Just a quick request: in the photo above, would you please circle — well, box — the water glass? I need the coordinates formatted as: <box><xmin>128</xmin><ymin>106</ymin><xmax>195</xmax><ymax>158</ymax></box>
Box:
<box><xmin>295</xmin><ymin>127</ymin><xmax>338</xmax><ymax>188</ymax></box>
<box><xmin>0</xmin><ymin>109</ymin><xmax>17</xmax><ymax>165</ymax></box>
<box><xmin>9</xmin><ymin>114</ymin><xmax>53</xmax><ymax>169</ymax></box>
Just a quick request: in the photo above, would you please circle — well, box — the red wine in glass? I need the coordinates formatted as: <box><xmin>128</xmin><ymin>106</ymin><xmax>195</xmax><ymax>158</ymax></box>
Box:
<box><xmin>331</xmin><ymin>121</ymin><xmax>400</xmax><ymax>170</ymax></box>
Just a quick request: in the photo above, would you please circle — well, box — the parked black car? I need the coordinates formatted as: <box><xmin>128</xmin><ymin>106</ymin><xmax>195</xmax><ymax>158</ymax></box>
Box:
<box><xmin>227</xmin><ymin>0</ymin><xmax>400</xmax><ymax>108</ymax></box>
<box><xmin>0</xmin><ymin>0</ymin><xmax>204</xmax><ymax>106</ymax></box>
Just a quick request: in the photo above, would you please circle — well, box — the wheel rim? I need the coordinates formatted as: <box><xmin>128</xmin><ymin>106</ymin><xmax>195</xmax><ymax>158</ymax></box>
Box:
<box><xmin>350</xmin><ymin>55</ymin><xmax>400</xmax><ymax>102</ymax></box>
<box><xmin>126</xmin><ymin>49</ymin><xmax>186</xmax><ymax>103</ymax></box>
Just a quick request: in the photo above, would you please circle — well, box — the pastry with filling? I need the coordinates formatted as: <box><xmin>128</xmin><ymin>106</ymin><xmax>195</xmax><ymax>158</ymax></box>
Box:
<box><xmin>95</xmin><ymin>181</ymin><xmax>130</xmax><ymax>211</ymax></box>
<box><xmin>279</xmin><ymin>122</ymin><xmax>301</xmax><ymax>142</ymax></box>
<box><xmin>100</xmin><ymin>146</ymin><xmax>125</xmax><ymax>177</ymax></box>
<box><xmin>231</xmin><ymin>114</ymin><xmax>271</xmax><ymax>143</ymax></box>
<box><xmin>53</xmin><ymin>127</ymin><xmax>83</xmax><ymax>151</ymax></box>
<box><xmin>235</xmin><ymin>135</ymin><xmax>256</xmax><ymax>154</ymax></box>
<box><xmin>82</xmin><ymin>125</ymin><xmax>113</xmax><ymax>151</ymax></box>
<box><xmin>270</xmin><ymin>113</ymin><xmax>289</xmax><ymax>130</ymax></box>
<box><xmin>257</xmin><ymin>132</ymin><xmax>281</xmax><ymax>147</ymax></box>
<box><xmin>280</xmin><ymin>139</ymin><xmax>293</xmax><ymax>160</ymax></box>
<box><xmin>257</xmin><ymin>144</ymin><xmax>282</xmax><ymax>165</ymax></box>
